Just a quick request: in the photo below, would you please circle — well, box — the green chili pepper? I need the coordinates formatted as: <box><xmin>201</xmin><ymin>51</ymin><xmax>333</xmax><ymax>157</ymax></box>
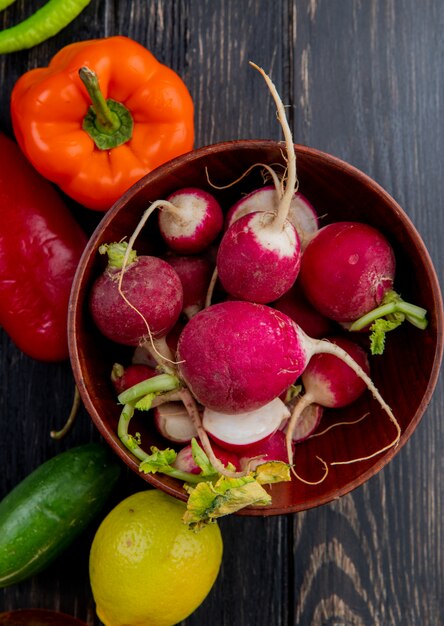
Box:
<box><xmin>0</xmin><ymin>0</ymin><xmax>17</xmax><ymax>12</ymax></box>
<box><xmin>0</xmin><ymin>0</ymin><xmax>91</xmax><ymax>54</ymax></box>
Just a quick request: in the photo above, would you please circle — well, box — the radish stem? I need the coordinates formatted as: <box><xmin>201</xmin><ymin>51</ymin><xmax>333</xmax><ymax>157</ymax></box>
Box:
<box><xmin>117</xmin><ymin>404</ymin><xmax>149</xmax><ymax>462</ymax></box>
<box><xmin>117</xmin><ymin>373</ymin><xmax>180</xmax><ymax>405</ymax></box>
<box><xmin>249</xmin><ymin>62</ymin><xmax>298</xmax><ymax>231</ymax></box>
<box><xmin>178</xmin><ymin>388</ymin><xmax>248</xmax><ymax>478</ymax></box>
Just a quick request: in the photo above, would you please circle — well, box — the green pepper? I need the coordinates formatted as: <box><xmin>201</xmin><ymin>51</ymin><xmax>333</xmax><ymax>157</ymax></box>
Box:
<box><xmin>0</xmin><ymin>0</ymin><xmax>17</xmax><ymax>12</ymax></box>
<box><xmin>0</xmin><ymin>0</ymin><xmax>91</xmax><ymax>54</ymax></box>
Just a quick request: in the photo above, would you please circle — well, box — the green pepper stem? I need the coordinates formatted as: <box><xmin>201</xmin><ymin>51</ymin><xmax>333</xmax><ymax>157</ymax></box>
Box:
<box><xmin>117</xmin><ymin>373</ymin><xmax>181</xmax><ymax>405</ymax></box>
<box><xmin>79</xmin><ymin>67</ymin><xmax>120</xmax><ymax>133</ymax></box>
<box><xmin>80</xmin><ymin>66</ymin><xmax>134</xmax><ymax>150</ymax></box>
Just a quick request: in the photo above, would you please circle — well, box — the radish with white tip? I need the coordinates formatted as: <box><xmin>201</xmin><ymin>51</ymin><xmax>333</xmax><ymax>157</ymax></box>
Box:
<box><xmin>226</xmin><ymin>185</ymin><xmax>318</xmax><ymax>250</ymax></box>
<box><xmin>280</xmin><ymin>403</ymin><xmax>324</xmax><ymax>443</ymax></box>
<box><xmin>159</xmin><ymin>187</ymin><xmax>223</xmax><ymax>254</ymax></box>
<box><xmin>154</xmin><ymin>402</ymin><xmax>198</xmax><ymax>443</ymax></box>
<box><xmin>216</xmin><ymin>63</ymin><xmax>302</xmax><ymax>303</ymax></box>
<box><xmin>177</xmin><ymin>301</ymin><xmax>401</xmax><ymax>462</ymax></box>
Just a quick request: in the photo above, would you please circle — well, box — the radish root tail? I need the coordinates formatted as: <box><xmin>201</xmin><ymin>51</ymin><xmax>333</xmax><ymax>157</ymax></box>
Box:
<box><xmin>205</xmin><ymin>162</ymin><xmax>284</xmax><ymax>197</ymax></box>
<box><xmin>313</xmin><ymin>339</ymin><xmax>402</xmax><ymax>461</ymax></box>
<box><xmin>117</xmin><ymin>200</ymin><xmax>183</xmax><ymax>373</ymax></box>
<box><xmin>250</xmin><ymin>62</ymin><xmax>298</xmax><ymax>230</ymax></box>
<box><xmin>205</xmin><ymin>267</ymin><xmax>219</xmax><ymax>308</ymax></box>
<box><xmin>291</xmin><ymin>455</ymin><xmax>329</xmax><ymax>485</ymax></box>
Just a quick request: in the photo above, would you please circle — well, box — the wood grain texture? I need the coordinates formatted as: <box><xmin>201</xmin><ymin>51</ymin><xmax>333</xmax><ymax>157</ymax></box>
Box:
<box><xmin>0</xmin><ymin>1</ymin><xmax>443</xmax><ymax>625</ymax></box>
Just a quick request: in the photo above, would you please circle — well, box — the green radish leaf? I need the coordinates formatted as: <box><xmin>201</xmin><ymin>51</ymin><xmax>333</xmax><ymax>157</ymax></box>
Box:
<box><xmin>135</xmin><ymin>393</ymin><xmax>155</xmax><ymax>411</ymax></box>
<box><xmin>183</xmin><ymin>475</ymin><xmax>271</xmax><ymax>528</ymax></box>
<box><xmin>254</xmin><ymin>461</ymin><xmax>291</xmax><ymax>484</ymax></box>
<box><xmin>190</xmin><ymin>438</ymin><xmax>216</xmax><ymax>476</ymax></box>
<box><xmin>139</xmin><ymin>447</ymin><xmax>177</xmax><ymax>473</ymax></box>
<box><xmin>369</xmin><ymin>318</ymin><xmax>403</xmax><ymax>355</ymax></box>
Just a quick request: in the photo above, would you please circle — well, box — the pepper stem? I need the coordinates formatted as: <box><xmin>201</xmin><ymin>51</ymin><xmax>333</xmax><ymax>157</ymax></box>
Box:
<box><xmin>79</xmin><ymin>66</ymin><xmax>134</xmax><ymax>150</ymax></box>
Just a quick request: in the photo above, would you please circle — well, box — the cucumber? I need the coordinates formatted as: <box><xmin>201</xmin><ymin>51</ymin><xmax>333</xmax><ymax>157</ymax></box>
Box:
<box><xmin>0</xmin><ymin>443</ymin><xmax>121</xmax><ymax>587</ymax></box>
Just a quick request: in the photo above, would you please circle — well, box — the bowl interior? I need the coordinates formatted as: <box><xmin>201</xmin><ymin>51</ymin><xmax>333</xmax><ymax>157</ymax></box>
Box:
<box><xmin>69</xmin><ymin>140</ymin><xmax>443</xmax><ymax>515</ymax></box>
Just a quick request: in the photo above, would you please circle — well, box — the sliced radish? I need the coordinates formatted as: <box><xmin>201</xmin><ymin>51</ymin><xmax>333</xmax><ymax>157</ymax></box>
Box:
<box><xmin>202</xmin><ymin>397</ymin><xmax>290</xmax><ymax>452</ymax></box>
<box><xmin>154</xmin><ymin>402</ymin><xmax>198</xmax><ymax>443</ymax></box>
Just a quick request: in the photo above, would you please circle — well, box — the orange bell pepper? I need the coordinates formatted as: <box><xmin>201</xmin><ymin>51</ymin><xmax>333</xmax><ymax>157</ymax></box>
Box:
<box><xmin>10</xmin><ymin>36</ymin><xmax>194</xmax><ymax>211</ymax></box>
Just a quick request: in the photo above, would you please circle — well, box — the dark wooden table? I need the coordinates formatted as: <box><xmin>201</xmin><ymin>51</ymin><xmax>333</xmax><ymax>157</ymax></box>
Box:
<box><xmin>0</xmin><ymin>1</ymin><xmax>443</xmax><ymax>625</ymax></box>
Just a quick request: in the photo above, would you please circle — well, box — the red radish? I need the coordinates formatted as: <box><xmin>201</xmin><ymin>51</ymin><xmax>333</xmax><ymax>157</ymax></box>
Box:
<box><xmin>273</xmin><ymin>283</ymin><xmax>336</xmax><ymax>339</ymax></box>
<box><xmin>154</xmin><ymin>402</ymin><xmax>198</xmax><ymax>443</ymax></box>
<box><xmin>217</xmin><ymin>211</ymin><xmax>301</xmax><ymax>303</ymax></box>
<box><xmin>158</xmin><ymin>187</ymin><xmax>223</xmax><ymax>254</ymax></box>
<box><xmin>177</xmin><ymin>301</ymin><xmax>304</xmax><ymax>414</ymax></box>
<box><xmin>215</xmin><ymin>64</ymin><xmax>301</xmax><ymax>303</ymax></box>
<box><xmin>298</xmin><ymin>220</ymin><xmax>428</xmax><ymax>354</ymax></box>
<box><xmin>90</xmin><ymin>242</ymin><xmax>183</xmax><ymax>372</ymax></box>
<box><xmin>285</xmin><ymin>336</ymin><xmax>370</xmax><ymax>467</ymax></box>
<box><xmin>280</xmin><ymin>403</ymin><xmax>323</xmax><ymax>443</ymax></box>
<box><xmin>177</xmin><ymin>301</ymin><xmax>401</xmax><ymax>455</ymax></box>
<box><xmin>226</xmin><ymin>185</ymin><xmax>318</xmax><ymax>250</ymax></box>
<box><xmin>299</xmin><ymin>221</ymin><xmax>395</xmax><ymax>322</ymax></box>
<box><xmin>111</xmin><ymin>363</ymin><xmax>157</xmax><ymax>394</ymax></box>
<box><xmin>165</xmin><ymin>253</ymin><xmax>213</xmax><ymax>318</ymax></box>
<box><xmin>202</xmin><ymin>397</ymin><xmax>290</xmax><ymax>452</ymax></box>
<box><xmin>239</xmin><ymin>429</ymin><xmax>289</xmax><ymax>470</ymax></box>
<box><xmin>173</xmin><ymin>441</ymin><xmax>241</xmax><ymax>474</ymax></box>
<box><xmin>90</xmin><ymin>242</ymin><xmax>183</xmax><ymax>346</ymax></box>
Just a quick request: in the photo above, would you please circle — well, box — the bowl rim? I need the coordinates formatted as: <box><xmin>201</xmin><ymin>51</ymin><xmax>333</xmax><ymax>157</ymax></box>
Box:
<box><xmin>68</xmin><ymin>139</ymin><xmax>444</xmax><ymax>515</ymax></box>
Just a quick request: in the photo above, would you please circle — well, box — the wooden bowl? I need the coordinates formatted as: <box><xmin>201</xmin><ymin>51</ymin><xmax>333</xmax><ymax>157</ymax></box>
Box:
<box><xmin>68</xmin><ymin>140</ymin><xmax>443</xmax><ymax>515</ymax></box>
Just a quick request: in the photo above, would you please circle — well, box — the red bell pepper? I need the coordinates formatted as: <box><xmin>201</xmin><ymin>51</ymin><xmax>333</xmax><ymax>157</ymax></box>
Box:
<box><xmin>0</xmin><ymin>133</ymin><xmax>87</xmax><ymax>361</ymax></box>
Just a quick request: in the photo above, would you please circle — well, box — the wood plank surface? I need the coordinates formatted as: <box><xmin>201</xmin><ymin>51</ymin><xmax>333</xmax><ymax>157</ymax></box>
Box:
<box><xmin>0</xmin><ymin>1</ymin><xmax>442</xmax><ymax>625</ymax></box>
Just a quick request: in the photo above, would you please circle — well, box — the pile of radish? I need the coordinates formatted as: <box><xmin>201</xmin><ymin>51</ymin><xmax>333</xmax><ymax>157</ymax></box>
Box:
<box><xmin>88</xmin><ymin>63</ymin><xmax>427</xmax><ymax>519</ymax></box>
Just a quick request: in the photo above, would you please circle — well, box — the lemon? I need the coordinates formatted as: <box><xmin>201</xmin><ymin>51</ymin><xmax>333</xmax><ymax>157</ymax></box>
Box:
<box><xmin>89</xmin><ymin>489</ymin><xmax>223</xmax><ymax>626</ymax></box>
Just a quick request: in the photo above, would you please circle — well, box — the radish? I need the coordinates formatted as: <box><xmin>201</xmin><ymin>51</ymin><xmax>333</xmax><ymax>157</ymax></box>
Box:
<box><xmin>280</xmin><ymin>403</ymin><xmax>323</xmax><ymax>443</ymax></box>
<box><xmin>158</xmin><ymin>187</ymin><xmax>223</xmax><ymax>254</ymax></box>
<box><xmin>173</xmin><ymin>441</ymin><xmax>241</xmax><ymax>474</ymax></box>
<box><xmin>177</xmin><ymin>301</ymin><xmax>304</xmax><ymax>414</ymax></box>
<box><xmin>111</xmin><ymin>363</ymin><xmax>157</xmax><ymax>394</ymax></box>
<box><xmin>272</xmin><ymin>283</ymin><xmax>336</xmax><ymax>339</ymax></box>
<box><xmin>239</xmin><ymin>429</ymin><xmax>289</xmax><ymax>471</ymax></box>
<box><xmin>90</xmin><ymin>242</ymin><xmax>183</xmax><ymax>368</ymax></box>
<box><xmin>215</xmin><ymin>64</ymin><xmax>302</xmax><ymax>303</ymax></box>
<box><xmin>177</xmin><ymin>300</ymin><xmax>401</xmax><ymax>454</ymax></box>
<box><xmin>226</xmin><ymin>185</ymin><xmax>318</xmax><ymax>250</ymax></box>
<box><xmin>202</xmin><ymin>397</ymin><xmax>290</xmax><ymax>452</ymax></box>
<box><xmin>299</xmin><ymin>221</ymin><xmax>428</xmax><ymax>352</ymax></box>
<box><xmin>154</xmin><ymin>402</ymin><xmax>198</xmax><ymax>443</ymax></box>
<box><xmin>285</xmin><ymin>336</ymin><xmax>371</xmax><ymax>469</ymax></box>
<box><xmin>165</xmin><ymin>253</ymin><xmax>213</xmax><ymax>319</ymax></box>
